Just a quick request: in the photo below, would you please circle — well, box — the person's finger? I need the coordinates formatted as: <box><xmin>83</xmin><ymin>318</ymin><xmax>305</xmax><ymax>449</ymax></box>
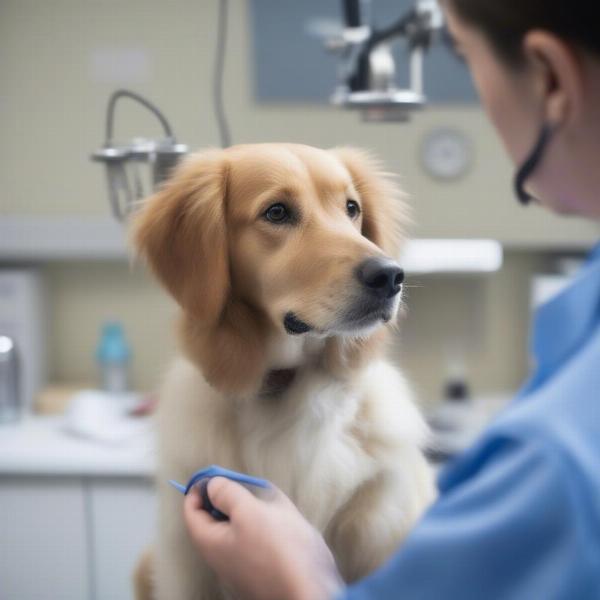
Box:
<box><xmin>183</xmin><ymin>487</ymin><xmax>228</xmax><ymax>547</ymax></box>
<box><xmin>267</xmin><ymin>484</ymin><xmax>295</xmax><ymax>506</ymax></box>
<box><xmin>250</xmin><ymin>480</ymin><xmax>294</xmax><ymax>507</ymax></box>
<box><xmin>183</xmin><ymin>486</ymin><xmax>212</xmax><ymax>523</ymax></box>
<box><xmin>207</xmin><ymin>476</ymin><xmax>257</xmax><ymax>517</ymax></box>
<box><xmin>186</xmin><ymin>483</ymin><xmax>203</xmax><ymax>509</ymax></box>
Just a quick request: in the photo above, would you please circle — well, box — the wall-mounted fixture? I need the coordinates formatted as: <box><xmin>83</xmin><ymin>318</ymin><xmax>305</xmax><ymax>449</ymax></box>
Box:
<box><xmin>91</xmin><ymin>90</ymin><xmax>188</xmax><ymax>222</ymax></box>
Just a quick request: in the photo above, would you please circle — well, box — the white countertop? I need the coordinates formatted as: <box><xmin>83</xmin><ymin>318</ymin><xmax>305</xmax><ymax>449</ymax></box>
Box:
<box><xmin>0</xmin><ymin>415</ymin><xmax>156</xmax><ymax>477</ymax></box>
<box><xmin>0</xmin><ymin>394</ymin><xmax>512</xmax><ymax>478</ymax></box>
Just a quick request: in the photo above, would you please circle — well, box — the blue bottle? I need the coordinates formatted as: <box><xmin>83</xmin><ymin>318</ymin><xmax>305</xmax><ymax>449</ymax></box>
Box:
<box><xmin>96</xmin><ymin>322</ymin><xmax>131</xmax><ymax>394</ymax></box>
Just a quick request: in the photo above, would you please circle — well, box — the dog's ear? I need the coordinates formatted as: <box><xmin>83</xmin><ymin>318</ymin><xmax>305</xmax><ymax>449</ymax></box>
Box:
<box><xmin>331</xmin><ymin>147</ymin><xmax>409</xmax><ymax>259</ymax></box>
<box><xmin>131</xmin><ymin>149</ymin><xmax>229</xmax><ymax>324</ymax></box>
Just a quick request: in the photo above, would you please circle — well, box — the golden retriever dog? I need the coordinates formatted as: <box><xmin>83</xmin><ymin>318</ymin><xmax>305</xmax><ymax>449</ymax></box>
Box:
<box><xmin>132</xmin><ymin>143</ymin><xmax>435</xmax><ymax>599</ymax></box>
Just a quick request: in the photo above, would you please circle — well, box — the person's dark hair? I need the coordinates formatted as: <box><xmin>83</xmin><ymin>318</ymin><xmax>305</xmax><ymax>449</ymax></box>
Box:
<box><xmin>447</xmin><ymin>0</ymin><xmax>600</xmax><ymax>67</ymax></box>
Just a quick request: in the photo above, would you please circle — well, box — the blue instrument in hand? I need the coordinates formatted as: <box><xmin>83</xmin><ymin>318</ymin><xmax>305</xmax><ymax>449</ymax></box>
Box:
<box><xmin>169</xmin><ymin>465</ymin><xmax>271</xmax><ymax>521</ymax></box>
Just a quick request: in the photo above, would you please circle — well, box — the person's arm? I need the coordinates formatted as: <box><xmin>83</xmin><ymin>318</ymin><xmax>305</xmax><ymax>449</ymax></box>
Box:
<box><xmin>184</xmin><ymin>436</ymin><xmax>588</xmax><ymax>600</ymax></box>
<box><xmin>183</xmin><ymin>477</ymin><xmax>344</xmax><ymax>600</ymax></box>
<box><xmin>340</xmin><ymin>436</ymin><xmax>586</xmax><ymax>600</ymax></box>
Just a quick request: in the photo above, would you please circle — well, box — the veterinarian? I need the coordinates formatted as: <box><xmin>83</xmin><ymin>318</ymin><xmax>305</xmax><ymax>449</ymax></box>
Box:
<box><xmin>182</xmin><ymin>0</ymin><xmax>600</xmax><ymax>597</ymax></box>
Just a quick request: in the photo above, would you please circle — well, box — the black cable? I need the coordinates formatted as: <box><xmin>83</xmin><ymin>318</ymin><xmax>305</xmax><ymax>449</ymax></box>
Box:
<box><xmin>104</xmin><ymin>89</ymin><xmax>174</xmax><ymax>145</ymax></box>
<box><xmin>367</xmin><ymin>8</ymin><xmax>415</xmax><ymax>51</ymax></box>
<box><xmin>343</xmin><ymin>0</ymin><xmax>363</xmax><ymax>27</ymax></box>
<box><xmin>213</xmin><ymin>0</ymin><xmax>231</xmax><ymax>148</ymax></box>
<box><xmin>514</xmin><ymin>123</ymin><xmax>555</xmax><ymax>205</ymax></box>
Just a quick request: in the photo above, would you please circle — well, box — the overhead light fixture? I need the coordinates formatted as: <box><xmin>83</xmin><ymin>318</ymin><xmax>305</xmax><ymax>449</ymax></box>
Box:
<box><xmin>327</xmin><ymin>0</ymin><xmax>444</xmax><ymax>121</ymax></box>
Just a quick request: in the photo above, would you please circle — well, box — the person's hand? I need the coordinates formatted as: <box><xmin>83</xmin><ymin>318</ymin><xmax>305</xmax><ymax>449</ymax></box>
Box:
<box><xmin>183</xmin><ymin>477</ymin><xmax>344</xmax><ymax>600</ymax></box>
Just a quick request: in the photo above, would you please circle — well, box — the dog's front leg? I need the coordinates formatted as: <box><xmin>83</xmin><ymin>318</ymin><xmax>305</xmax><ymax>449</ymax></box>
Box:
<box><xmin>326</xmin><ymin>459</ymin><xmax>435</xmax><ymax>583</ymax></box>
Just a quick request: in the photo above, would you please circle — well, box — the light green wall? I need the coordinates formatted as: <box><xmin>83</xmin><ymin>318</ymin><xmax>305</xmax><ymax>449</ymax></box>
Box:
<box><xmin>44</xmin><ymin>261</ymin><xmax>178</xmax><ymax>393</ymax></box>
<box><xmin>394</xmin><ymin>251</ymin><xmax>545</xmax><ymax>403</ymax></box>
<box><xmin>44</xmin><ymin>253</ymin><xmax>540</xmax><ymax>405</ymax></box>
<box><xmin>1</xmin><ymin>0</ymin><xmax>597</xmax><ymax>245</ymax></box>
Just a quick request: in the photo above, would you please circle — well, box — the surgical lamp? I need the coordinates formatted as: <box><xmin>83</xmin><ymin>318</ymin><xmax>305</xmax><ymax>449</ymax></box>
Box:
<box><xmin>92</xmin><ymin>1</ymin><xmax>231</xmax><ymax>222</ymax></box>
<box><xmin>91</xmin><ymin>90</ymin><xmax>189</xmax><ymax>221</ymax></box>
<box><xmin>328</xmin><ymin>0</ymin><xmax>444</xmax><ymax>121</ymax></box>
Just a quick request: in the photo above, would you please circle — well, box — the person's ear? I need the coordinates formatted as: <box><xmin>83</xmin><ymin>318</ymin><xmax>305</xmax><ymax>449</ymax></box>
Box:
<box><xmin>522</xmin><ymin>30</ymin><xmax>585</xmax><ymax>127</ymax></box>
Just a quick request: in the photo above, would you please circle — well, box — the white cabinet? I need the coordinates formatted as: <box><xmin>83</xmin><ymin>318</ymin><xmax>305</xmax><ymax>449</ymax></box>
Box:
<box><xmin>0</xmin><ymin>477</ymin><xmax>89</xmax><ymax>600</ymax></box>
<box><xmin>89</xmin><ymin>478</ymin><xmax>156</xmax><ymax>600</ymax></box>
<box><xmin>0</xmin><ymin>475</ymin><xmax>156</xmax><ymax>600</ymax></box>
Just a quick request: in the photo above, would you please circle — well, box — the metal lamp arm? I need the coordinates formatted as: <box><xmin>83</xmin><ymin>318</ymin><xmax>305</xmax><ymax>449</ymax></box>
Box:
<box><xmin>104</xmin><ymin>89</ymin><xmax>175</xmax><ymax>146</ymax></box>
<box><xmin>349</xmin><ymin>8</ymin><xmax>418</xmax><ymax>92</ymax></box>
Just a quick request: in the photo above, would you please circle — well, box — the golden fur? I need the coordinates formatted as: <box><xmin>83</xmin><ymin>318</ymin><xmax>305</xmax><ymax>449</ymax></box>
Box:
<box><xmin>132</xmin><ymin>143</ymin><xmax>435</xmax><ymax>600</ymax></box>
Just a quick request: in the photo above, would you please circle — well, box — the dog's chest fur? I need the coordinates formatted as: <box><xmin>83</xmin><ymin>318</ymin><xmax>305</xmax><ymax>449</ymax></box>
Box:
<box><xmin>158</xmin><ymin>334</ymin><xmax>426</xmax><ymax>533</ymax></box>
<box><xmin>237</xmin><ymin>367</ymin><xmax>377</xmax><ymax>529</ymax></box>
<box><xmin>154</xmin><ymin>336</ymin><xmax>433</xmax><ymax>597</ymax></box>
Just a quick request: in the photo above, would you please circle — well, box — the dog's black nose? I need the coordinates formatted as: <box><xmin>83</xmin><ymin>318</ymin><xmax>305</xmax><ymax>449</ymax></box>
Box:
<box><xmin>356</xmin><ymin>258</ymin><xmax>404</xmax><ymax>299</ymax></box>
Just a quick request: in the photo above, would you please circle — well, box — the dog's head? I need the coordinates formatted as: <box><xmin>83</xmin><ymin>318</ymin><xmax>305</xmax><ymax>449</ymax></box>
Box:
<box><xmin>132</xmin><ymin>143</ymin><xmax>408</xmax><ymax>392</ymax></box>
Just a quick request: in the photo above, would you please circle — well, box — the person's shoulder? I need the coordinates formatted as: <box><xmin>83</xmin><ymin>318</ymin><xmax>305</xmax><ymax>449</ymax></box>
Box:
<box><xmin>440</xmin><ymin>399</ymin><xmax>600</xmax><ymax>517</ymax></box>
<box><xmin>438</xmin><ymin>427</ymin><xmax>546</xmax><ymax>492</ymax></box>
<box><xmin>496</xmin><ymin>328</ymin><xmax>600</xmax><ymax>465</ymax></box>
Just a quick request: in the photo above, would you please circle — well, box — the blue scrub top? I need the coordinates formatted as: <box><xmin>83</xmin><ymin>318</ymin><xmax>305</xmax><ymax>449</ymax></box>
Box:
<box><xmin>341</xmin><ymin>242</ymin><xmax>600</xmax><ymax>600</ymax></box>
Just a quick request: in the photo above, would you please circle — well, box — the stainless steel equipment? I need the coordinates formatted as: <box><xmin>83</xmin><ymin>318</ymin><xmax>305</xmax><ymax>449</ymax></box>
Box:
<box><xmin>91</xmin><ymin>2</ymin><xmax>441</xmax><ymax>219</ymax></box>
<box><xmin>92</xmin><ymin>90</ymin><xmax>188</xmax><ymax>222</ymax></box>
<box><xmin>0</xmin><ymin>335</ymin><xmax>19</xmax><ymax>423</ymax></box>
<box><xmin>0</xmin><ymin>270</ymin><xmax>45</xmax><ymax>418</ymax></box>
<box><xmin>327</xmin><ymin>0</ymin><xmax>444</xmax><ymax>121</ymax></box>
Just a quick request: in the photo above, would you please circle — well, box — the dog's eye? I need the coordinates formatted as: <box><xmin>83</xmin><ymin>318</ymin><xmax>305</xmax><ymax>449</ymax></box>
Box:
<box><xmin>264</xmin><ymin>203</ymin><xmax>291</xmax><ymax>224</ymax></box>
<box><xmin>346</xmin><ymin>199</ymin><xmax>361</xmax><ymax>219</ymax></box>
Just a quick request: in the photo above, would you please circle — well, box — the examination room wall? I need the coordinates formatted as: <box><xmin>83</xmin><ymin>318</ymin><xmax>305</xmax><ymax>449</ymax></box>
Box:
<box><xmin>1</xmin><ymin>0</ymin><xmax>595</xmax><ymax>405</ymax></box>
<box><xmin>44</xmin><ymin>253</ymin><xmax>539</xmax><ymax>406</ymax></box>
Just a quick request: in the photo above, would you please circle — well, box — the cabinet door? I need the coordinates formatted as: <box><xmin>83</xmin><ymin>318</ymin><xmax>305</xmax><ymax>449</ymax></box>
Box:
<box><xmin>0</xmin><ymin>476</ymin><xmax>89</xmax><ymax>600</ymax></box>
<box><xmin>89</xmin><ymin>477</ymin><xmax>156</xmax><ymax>600</ymax></box>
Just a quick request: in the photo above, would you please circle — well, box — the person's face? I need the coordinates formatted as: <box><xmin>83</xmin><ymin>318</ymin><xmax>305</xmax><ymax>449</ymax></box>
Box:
<box><xmin>442</xmin><ymin>2</ymin><xmax>591</xmax><ymax>216</ymax></box>
<box><xmin>443</xmin><ymin>5</ymin><xmax>537</xmax><ymax>164</ymax></box>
